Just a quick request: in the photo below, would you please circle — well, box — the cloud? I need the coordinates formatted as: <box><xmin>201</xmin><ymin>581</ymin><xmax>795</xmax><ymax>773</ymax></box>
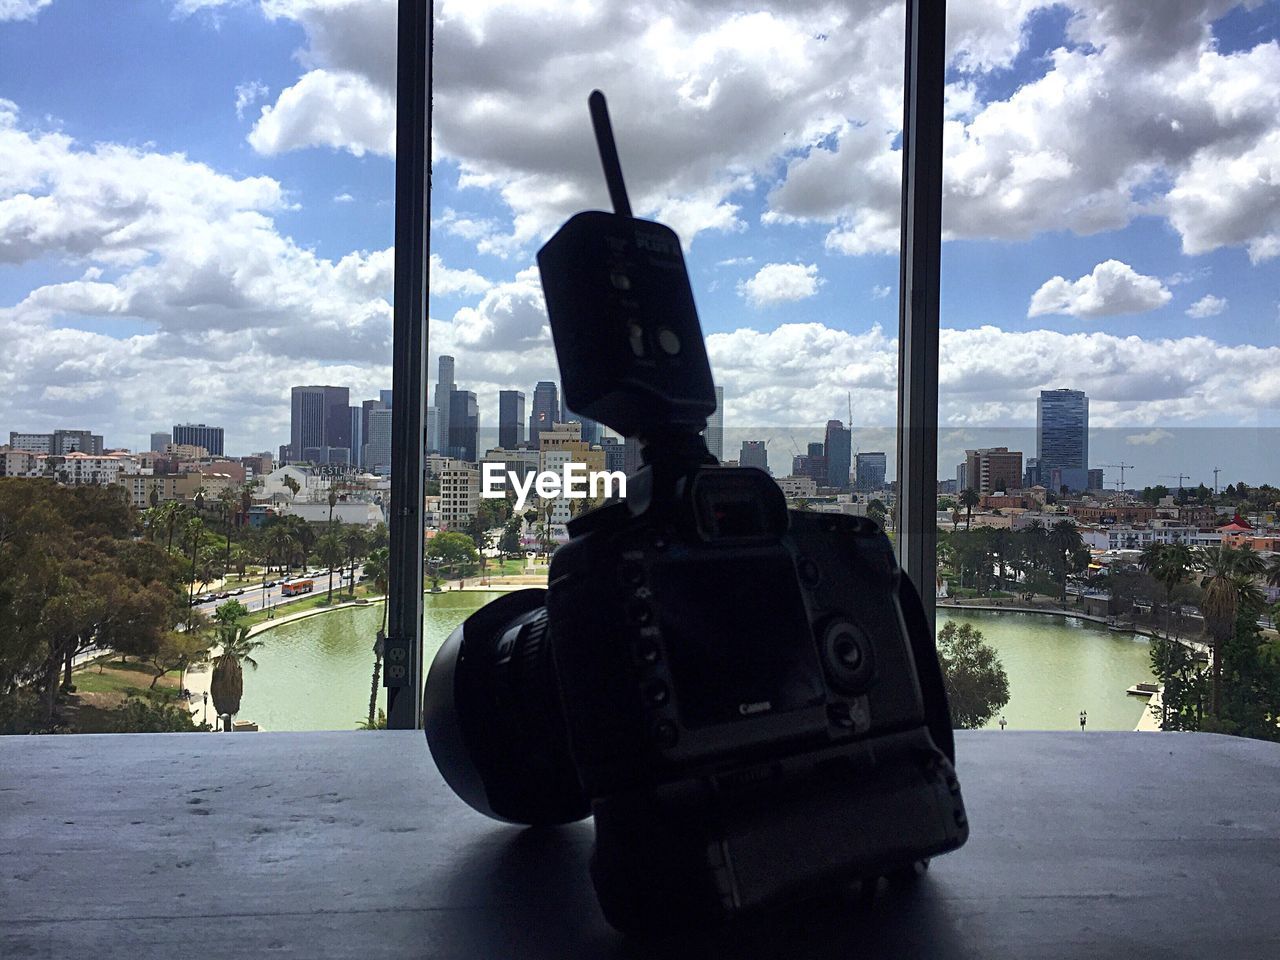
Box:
<box><xmin>428</xmin><ymin>254</ymin><xmax>491</xmax><ymax>297</ymax></box>
<box><xmin>234</xmin><ymin>80</ymin><xmax>269</xmax><ymax>120</ymax></box>
<box><xmin>1185</xmin><ymin>293</ymin><xmax>1226</xmax><ymax>318</ymax></box>
<box><xmin>332</xmin><ymin>192</ymin><xmax>353</xmax><ymax>203</ymax></box>
<box><xmin>737</xmin><ymin>262</ymin><xmax>823</xmax><ymax>308</ymax></box>
<box><xmin>871</xmin><ymin>284</ymin><xmax>892</xmax><ymax>300</ymax></box>
<box><xmin>1028</xmin><ymin>260</ymin><xmax>1172</xmax><ymax>319</ymax></box>
<box><xmin>0</xmin><ymin>0</ymin><xmax>50</xmax><ymax>20</ymax></box>
<box><xmin>1126</xmin><ymin>428</ymin><xmax>1175</xmax><ymax>446</ymax></box>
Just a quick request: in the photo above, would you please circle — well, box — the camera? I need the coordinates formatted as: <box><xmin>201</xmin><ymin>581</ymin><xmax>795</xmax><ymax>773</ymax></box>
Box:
<box><xmin>423</xmin><ymin>92</ymin><xmax>967</xmax><ymax>934</ymax></box>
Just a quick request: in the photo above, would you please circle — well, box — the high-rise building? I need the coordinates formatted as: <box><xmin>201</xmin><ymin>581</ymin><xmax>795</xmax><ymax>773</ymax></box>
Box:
<box><xmin>425</xmin><ymin>407</ymin><xmax>438</xmax><ymax>455</ymax></box>
<box><xmin>963</xmin><ymin>447</ymin><xmax>1023</xmax><ymax>495</ymax></box>
<box><xmin>379</xmin><ymin>389</ymin><xmax>393</xmax><ymax>407</ymax></box>
<box><xmin>10</xmin><ymin>429</ymin><xmax>105</xmax><ymax>456</ymax></box>
<box><xmin>173</xmin><ymin>423</ymin><xmax>224</xmax><ymax>457</ymax></box>
<box><xmin>740</xmin><ymin>440</ymin><xmax>769</xmax><ymax>474</ymax></box>
<box><xmin>598</xmin><ymin>436</ymin><xmax>626</xmax><ymax>474</ymax></box>
<box><xmin>150</xmin><ymin>431</ymin><xmax>171</xmax><ymax>453</ymax></box>
<box><xmin>349</xmin><ymin>407</ymin><xmax>363</xmax><ymax>468</ymax></box>
<box><xmin>855</xmin><ymin>451</ymin><xmax>888</xmax><ymax>492</ymax></box>
<box><xmin>704</xmin><ymin>386</ymin><xmax>724</xmax><ymax>461</ymax></box>
<box><xmin>499</xmin><ymin>390</ymin><xmax>526</xmax><ymax>449</ymax></box>
<box><xmin>291</xmin><ymin>386</ymin><xmax>351</xmax><ymax>463</ymax></box>
<box><xmin>1024</xmin><ymin>457</ymin><xmax>1041</xmax><ymax>488</ymax></box>
<box><xmin>824</xmin><ymin>419</ymin><xmax>851</xmax><ymax>489</ymax></box>
<box><xmin>447</xmin><ymin>389</ymin><xmax>479</xmax><ymax>462</ymax></box>
<box><xmin>1037</xmin><ymin>389</ymin><xmax>1088</xmax><ymax>477</ymax></box>
<box><xmin>433</xmin><ymin>357</ymin><xmax>455</xmax><ymax>453</ymax></box>
<box><xmin>364</xmin><ymin>407</ymin><xmax>393</xmax><ymax>476</ymax></box>
<box><xmin>530</xmin><ymin>381</ymin><xmax>559</xmax><ymax>448</ymax></box>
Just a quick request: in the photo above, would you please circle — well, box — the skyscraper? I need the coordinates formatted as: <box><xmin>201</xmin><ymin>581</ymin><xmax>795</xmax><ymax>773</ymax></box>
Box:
<box><xmin>150</xmin><ymin>431</ymin><xmax>171</xmax><ymax>453</ymax></box>
<box><xmin>173</xmin><ymin>423</ymin><xmax>224</xmax><ymax>457</ymax></box>
<box><xmin>1037</xmin><ymin>389</ymin><xmax>1089</xmax><ymax>491</ymax></box>
<box><xmin>740</xmin><ymin>440</ymin><xmax>769</xmax><ymax>474</ymax></box>
<box><xmin>499</xmin><ymin>390</ymin><xmax>526</xmax><ymax>449</ymax></box>
<box><xmin>364</xmin><ymin>407</ymin><xmax>393</xmax><ymax>476</ymax></box>
<box><xmin>448</xmin><ymin>389</ymin><xmax>479</xmax><ymax>462</ymax></box>
<box><xmin>704</xmin><ymin>386</ymin><xmax>724</xmax><ymax>461</ymax></box>
<box><xmin>824</xmin><ymin>419</ymin><xmax>851</xmax><ymax>489</ymax></box>
<box><xmin>433</xmin><ymin>356</ymin><xmax>455</xmax><ymax>454</ymax></box>
<box><xmin>855</xmin><ymin>451</ymin><xmax>888</xmax><ymax>492</ymax></box>
<box><xmin>530</xmin><ymin>381</ymin><xmax>558</xmax><ymax>448</ymax></box>
<box><xmin>290</xmin><ymin>386</ymin><xmax>351</xmax><ymax>463</ymax></box>
<box><xmin>349</xmin><ymin>407</ymin><xmax>363</xmax><ymax>468</ymax></box>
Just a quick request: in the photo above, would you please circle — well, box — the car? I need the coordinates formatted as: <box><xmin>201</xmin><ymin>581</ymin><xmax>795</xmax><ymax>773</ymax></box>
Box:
<box><xmin>233</xmin><ymin>588</ymin><xmax>244</xmax><ymax>595</ymax></box>
<box><xmin>217</xmin><ymin>592</ymin><xmax>231</xmax><ymax>600</ymax></box>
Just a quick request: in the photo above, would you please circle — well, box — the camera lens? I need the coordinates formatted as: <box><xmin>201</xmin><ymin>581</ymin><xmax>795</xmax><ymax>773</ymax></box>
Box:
<box><xmin>821</xmin><ymin>619</ymin><xmax>875</xmax><ymax>695</ymax></box>
<box><xmin>423</xmin><ymin>589</ymin><xmax>589</xmax><ymax>825</ymax></box>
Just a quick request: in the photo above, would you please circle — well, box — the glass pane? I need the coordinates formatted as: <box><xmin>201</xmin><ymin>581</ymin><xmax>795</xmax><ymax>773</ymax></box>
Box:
<box><xmin>937</xmin><ymin>0</ymin><xmax>1280</xmax><ymax>736</ymax></box>
<box><xmin>0</xmin><ymin>1</ymin><xmax>395</xmax><ymax>733</ymax></box>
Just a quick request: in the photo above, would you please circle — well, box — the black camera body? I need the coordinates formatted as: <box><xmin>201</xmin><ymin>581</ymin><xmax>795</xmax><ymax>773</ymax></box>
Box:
<box><xmin>423</xmin><ymin>92</ymin><xmax>967</xmax><ymax>934</ymax></box>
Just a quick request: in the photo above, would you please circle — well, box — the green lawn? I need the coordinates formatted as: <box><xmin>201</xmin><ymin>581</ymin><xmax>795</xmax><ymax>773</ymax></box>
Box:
<box><xmin>72</xmin><ymin>658</ymin><xmax>182</xmax><ymax>699</ymax></box>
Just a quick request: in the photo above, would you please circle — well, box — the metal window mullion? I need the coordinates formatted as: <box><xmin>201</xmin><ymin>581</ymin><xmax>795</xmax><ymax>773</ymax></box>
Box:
<box><xmin>386</xmin><ymin>0</ymin><xmax>433</xmax><ymax>730</ymax></box>
<box><xmin>896</xmin><ymin>0</ymin><xmax>946</xmax><ymax>632</ymax></box>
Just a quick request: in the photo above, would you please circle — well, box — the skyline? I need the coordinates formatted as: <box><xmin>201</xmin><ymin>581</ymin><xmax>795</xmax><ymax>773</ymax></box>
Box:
<box><xmin>1</xmin><ymin>1</ymin><xmax>1278</xmax><ymax>483</ymax></box>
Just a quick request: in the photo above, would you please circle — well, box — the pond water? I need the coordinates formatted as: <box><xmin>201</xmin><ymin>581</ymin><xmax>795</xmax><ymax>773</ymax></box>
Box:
<box><xmin>236</xmin><ymin>593</ymin><xmax>1155</xmax><ymax>732</ymax></box>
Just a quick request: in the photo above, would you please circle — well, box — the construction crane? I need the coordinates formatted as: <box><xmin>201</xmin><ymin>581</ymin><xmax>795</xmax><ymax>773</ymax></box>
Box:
<box><xmin>1159</xmin><ymin>473</ymin><xmax>1192</xmax><ymax>493</ymax></box>
<box><xmin>1100</xmin><ymin>462</ymin><xmax>1136</xmax><ymax>490</ymax></box>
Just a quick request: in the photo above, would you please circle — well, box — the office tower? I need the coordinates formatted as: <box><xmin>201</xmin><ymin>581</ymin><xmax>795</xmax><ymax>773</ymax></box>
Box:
<box><xmin>598</xmin><ymin>436</ymin><xmax>626</xmax><ymax>474</ymax></box>
<box><xmin>740</xmin><ymin>440</ymin><xmax>769</xmax><ymax>474</ymax></box>
<box><xmin>448</xmin><ymin>389</ymin><xmax>479</xmax><ymax>462</ymax></box>
<box><xmin>1024</xmin><ymin>458</ymin><xmax>1041</xmax><ymax>488</ymax></box>
<box><xmin>956</xmin><ymin>461</ymin><xmax>968</xmax><ymax>493</ymax></box>
<box><xmin>9</xmin><ymin>429</ymin><xmax>103</xmax><ymax>455</ymax></box>
<box><xmin>963</xmin><ymin>447</ymin><xmax>1023</xmax><ymax>495</ymax></box>
<box><xmin>623</xmin><ymin>435</ymin><xmax>644</xmax><ymax>473</ymax></box>
<box><xmin>560</xmin><ymin>397</ymin><xmax>602</xmax><ymax>447</ymax></box>
<box><xmin>172</xmin><ymin>424</ymin><xmax>224</xmax><ymax>457</ymax></box>
<box><xmin>349</xmin><ymin>407</ymin><xmax>363</xmax><ymax>468</ymax></box>
<box><xmin>530</xmin><ymin>381</ymin><xmax>559</xmax><ymax>448</ymax></box>
<box><xmin>1037</xmin><ymin>389</ymin><xmax>1088</xmax><ymax>479</ymax></box>
<box><xmin>150</xmin><ymin>431</ymin><xmax>171</xmax><ymax>453</ymax></box>
<box><xmin>379</xmin><ymin>389</ymin><xmax>393</xmax><ymax>407</ymax></box>
<box><xmin>433</xmin><ymin>356</ymin><xmax>455</xmax><ymax>453</ymax></box>
<box><xmin>425</xmin><ymin>407</ymin><xmax>438</xmax><ymax>455</ymax></box>
<box><xmin>1088</xmin><ymin>468</ymin><xmax>1104</xmax><ymax>491</ymax></box>
<box><xmin>499</xmin><ymin>390</ymin><xmax>526</xmax><ymax>449</ymax></box>
<box><xmin>302</xmin><ymin>446</ymin><xmax>350</xmax><ymax>465</ymax></box>
<box><xmin>291</xmin><ymin>386</ymin><xmax>351</xmax><ymax>462</ymax></box>
<box><xmin>824</xmin><ymin>419</ymin><xmax>851</xmax><ymax>489</ymax></box>
<box><xmin>364</xmin><ymin>407</ymin><xmax>393</xmax><ymax>476</ymax></box>
<box><xmin>704</xmin><ymin>386</ymin><xmax>724</xmax><ymax>461</ymax></box>
<box><xmin>856</xmin><ymin>451</ymin><xmax>888</xmax><ymax>492</ymax></box>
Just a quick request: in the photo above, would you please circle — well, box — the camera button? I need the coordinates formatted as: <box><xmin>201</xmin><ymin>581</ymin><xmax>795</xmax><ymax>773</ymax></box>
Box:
<box><xmin>644</xmin><ymin>681</ymin><xmax>669</xmax><ymax>705</ymax></box>
<box><xmin>634</xmin><ymin>638</ymin><xmax>661</xmax><ymax>664</ymax></box>
<box><xmin>657</xmin><ymin>327</ymin><xmax>681</xmax><ymax>355</ymax></box>
<box><xmin>609</xmin><ymin>271</ymin><xmax>631</xmax><ymax>291</ymax></box>
<box><xmin>652</xmin><ymin>720</ymin><xmax>678</xmax><ymax>748</ymax></box>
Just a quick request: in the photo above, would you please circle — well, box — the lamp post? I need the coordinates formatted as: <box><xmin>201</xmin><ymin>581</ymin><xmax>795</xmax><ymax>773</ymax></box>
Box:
<box><xmin>1079</xmin><ymin>709</ymin><xmax>1088</xmax><ymax>731</ymax></box>
<box><xmin>202</xmin><ymin>691</ymin><xmax>208</xmax><ymax>727</ymax></box>
<box><xmin>998</xmin><ymin>715</ymin><xmax>1007</xmax><ymax>731</ymax></box>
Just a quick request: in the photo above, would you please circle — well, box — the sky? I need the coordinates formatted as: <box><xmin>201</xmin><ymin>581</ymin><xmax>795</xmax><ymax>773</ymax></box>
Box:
<box><xmin>1</xmin><ymin>0</ymin><xmax>1278</xmax><ymax>487</ymax></box>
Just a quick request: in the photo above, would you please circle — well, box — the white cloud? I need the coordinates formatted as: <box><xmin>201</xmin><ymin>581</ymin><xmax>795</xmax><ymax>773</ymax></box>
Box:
<box><xmin>234</xmin><ymin>80</ymin><xmax>269</xmax><ymax>120</ymax></box>
<box><xmin>1028</xmin><ymin>260</ymin><xmax>1172</xmax><ymax>319</ymax></box>
<box><xmin>247</xmin><ymin>69</ymin><xmax>394</xmax><ymax>157</ymax></box>
<box><xmin>428</xmin><ymin>254</ymin><xmax>491</xmax><ymax>297</ymax></box>
<box><xmin>871</xmin><ymin>284</ymin><xmax>891</xmax><ymax>300</ymax></box>
<box><xmin>1126</xmin><ymin>428</ymin><xmax>1175</xmax><ymax>446</ymax></box>
<box><xmin>1185</xmin><ymin>293</ymin><xmax>1227</xmax><ymax>318</ymax></box>
<box><xmin>0</xmin><ymin>0</ymin><xmax>52</xmax><ymax>21</ymax></box>
<box><xmin>332</xmin><ymin>192</ymin><xmax>353</xmax><ymax>203</ymax></box>
<box><xmin>737</xmin><ymin>262</ymin><xmax>823</xmax><ymax>308</ymax></box>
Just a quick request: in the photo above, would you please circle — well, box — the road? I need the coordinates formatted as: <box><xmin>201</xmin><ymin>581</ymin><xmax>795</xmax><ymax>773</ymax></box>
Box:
<box><xmin>191</xmin><ymin>569</ymin><xmax>366</xmax><ymax>617</ymax></box>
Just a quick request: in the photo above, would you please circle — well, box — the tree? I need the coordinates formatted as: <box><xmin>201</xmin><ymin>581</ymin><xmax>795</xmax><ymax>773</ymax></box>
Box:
<box><xmin>1196</xmin><ymin>546</ymin><xmax>1266</xmax><ymax>718</ymax></box>
<box><xmin>343</xmin><ymin>526</ymin><xmax>367</xmax><ymax>597</ymax></box>
<box><xmin>213</xmin><ymin>599</ymin><xmax>251</xmax><ymax>625</ymax></box>
<box><xmin>936</xmin><ymin>621</ymin><xmax>1010</xmax><ymax>729</ymax></box>
<box><xmin>282</xmin><ymin>474</ymin><xmax>301</xmax><ymax>499</ymax></box>
<box><xmin>1139</xmin><ymin>541</ymin><xmax>1193</xmax><ymax>636</ymax></box>
<box><xmin>362</xmin><ymin>546</ymin><xmax>390</xmax><ymax>728</ymax></box>
<box><xmin>959</xmin><ymin>488</ymin><xmax>980</xmax><ymax>531</ymax></box>
<box><xmin>209</xmin><ymin>624</ymin><xmax>264</xmax><ymax>727</ymax></box>
<box><xmin>143</xmin><ymin>629</ymin><xmax>210</xmax><ymax>690</ymax></box>
<box><xmin>426</xmin><ymin>531</ymin><xmax>479</xmax><ymax>581</ymax></box>
<box><xmin>1149</xmin><ymin>636</ymin><xmax>1206</xmax><ymax>731</ymax></box>
<box><xmin>1048</xmin><ymin>520</ymin><xmax>1085</xmax><ymax>602</ymax></box>
<box><xmin>500</xmin><ymin>515</ymin><xmax>523</xmax><ymax>559</ymax></box>
<box><xmin>316</xmin><ymin>530</ymin><xmax>345</xmax><ymax>603</ymax></box>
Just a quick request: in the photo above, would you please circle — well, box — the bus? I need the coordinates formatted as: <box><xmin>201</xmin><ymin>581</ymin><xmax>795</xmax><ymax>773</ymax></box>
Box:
<box><xmin>281</xmin><ymin>578</ymin><xmax>315</xmax><ymax>597</ymax></box>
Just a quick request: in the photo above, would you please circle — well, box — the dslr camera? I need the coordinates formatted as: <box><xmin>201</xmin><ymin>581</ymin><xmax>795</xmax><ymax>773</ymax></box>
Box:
<box><xmin>423</xmin><ymin>92</ymin><xmax>967</xmax><ymax>934</ymax></box>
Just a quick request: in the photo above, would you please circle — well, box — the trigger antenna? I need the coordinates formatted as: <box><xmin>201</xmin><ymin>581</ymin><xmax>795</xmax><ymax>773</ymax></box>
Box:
<box><xmin>589</xmin><ymin>90</ymin><xmax>633</xmax><ymax>218</ymax></box>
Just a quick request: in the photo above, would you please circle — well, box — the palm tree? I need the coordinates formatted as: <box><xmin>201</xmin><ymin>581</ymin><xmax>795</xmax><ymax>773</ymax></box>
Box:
<box><xmin>209</xmin><ymin>624</ymin><xmax>264</xmax><ymax>730</ymax></box>
<box><xmin>185</xmin><ymin>516</ymin><xmax>205</xmax><ymax>620</ymax></box>
<box><xmin>217</xmin><ymin>487</ymin><xmax>238</xmax><ymax>581</ymax></box>
<box><xmin>264</xmin><ymin>525</ymin><xmax>297</xmax><ymax>579</ymax></box>
<box><xmin>1048</xmin><ymin>520</ymin><xmax>1084</xmax><ymax>603</ymax></box>
<box><xmin>959</xmin><ymin>488</ymin><xmax>980</xmax><ymax>531</ymax></box>
<box><xmin>1195</xmin><ymin>546</ymin><xmax>1266</xmax><ymax>718</ymax></box>
<box><xmin>282</xmin><ymin>474</ymin><xmax>301</xmax><ymax>499</ymax></box>
<box><xmin>1140</xmin><ymin>542</ymin><xmax>1192</xmax><ymax>637</ymax></box>
<box><xmin>343</xmin><ymin>527</ymin><xmax>367</xmax><ymax>597</ymax></box>
<box><xmin>316</xmin><ymin>531</ymin><xmax>345</xmax><ymax>603</ymax></box>
<box><xmin>362</xmin><ymin>546</ymin><xmax>390</xmax><ymax>728</ymax></box>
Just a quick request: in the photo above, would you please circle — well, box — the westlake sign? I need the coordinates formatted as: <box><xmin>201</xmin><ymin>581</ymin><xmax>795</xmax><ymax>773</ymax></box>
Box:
<box><xmin>481</xmin><ymin>463</ymin><xmax>626</xmax><ymax>511</ymax></box>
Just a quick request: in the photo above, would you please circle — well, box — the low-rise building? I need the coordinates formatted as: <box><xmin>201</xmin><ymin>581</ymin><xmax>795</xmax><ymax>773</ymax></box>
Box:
<box><xmin>44</xmin><ymin>452</ymin><xmax>138</xmax><ymax>486</ymax></box>
<box><xmin>776</xmin><ymin>475</ymin><xmax>818</xmax><ymax>499</ymax></box>
<box><xmin>439</xmin><ymin>461</ymin><xmax>480</xmax><ymax>530</ymax></box>
<box><xmin>0</xmin><ymin>446</ymin><xmax>42</xmax><ymax>477</ymax></box>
